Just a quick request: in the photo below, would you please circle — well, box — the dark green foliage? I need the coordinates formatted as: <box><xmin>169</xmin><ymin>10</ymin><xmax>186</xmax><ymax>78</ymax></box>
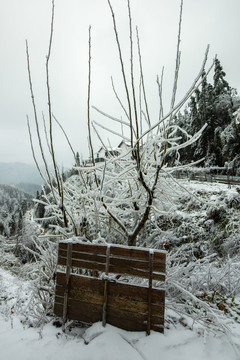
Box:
<box><xmin>176</xmin><ymin>58</ymin><xmax>240</xmax><ymax>172</ymax></box>
<box><xmin>213</xmin><ymin>58</ymin><xmax>231</xmax><ymax>97</ymax></box>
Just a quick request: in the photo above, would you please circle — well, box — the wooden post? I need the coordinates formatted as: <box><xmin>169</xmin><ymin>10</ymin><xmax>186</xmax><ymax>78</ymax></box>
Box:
<box><xmin>102</xmin><ymin>245</ymin><xmax>110</xmax><ymax>327</ymax></box>
<box><xmin>147</xmin><ymin>250</ymin><xmax>153</xmax><ymax>335</ymax></box>
<box><xmin>63</xmin><ymin>243</ymin><xmax>72</xmax><ymax>323</ymax></box>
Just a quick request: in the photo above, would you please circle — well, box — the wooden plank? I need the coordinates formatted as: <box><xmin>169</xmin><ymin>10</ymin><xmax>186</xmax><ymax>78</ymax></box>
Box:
<box><xmin>54</xmin><ymin>300</ymin><xmax>164</xmax><ymax>332</ymax></box>
<box><xmin>152</xmin><ymin>288</ymin><xmax>165</xmax><ymax>305</ymax></box>
<box><xmin>58</xmin><ymin>256</ymin><xmax>165</xmax><ymax>281</ymax></box>
<box><xmin>109</xmin><ymin>245</ymin><xmax>166</xmax><ymax>261</ymax></box>
<box><xmin>106</xmin><ymin>309</ymin><xmax>164</xmax><ymax>332</ymax></box>
<box><xmin>107</xmin><ymin>315</ymin><xmax>146</xmax><ymax>332</ymax></box>
<box><xmin>54</xmin><ymin>302</ymin><xmax>64</xmax><ymax>318</ymax></box>
<box><xmin>106</xmin><ymin>308</ymin><xmax>146</xmax><ymax>331</ymax></box>
<box><xmin>59</xmin><ymin>249</ymin><xmax>152</xmax><ymax>269</ymax></box>
<box><xmin>108</xmin><ymin>264</ymin><xmax>165</xmax><ymax>281</ymax></box>
<box><xmin>108</xmin><ymin>281</ymin><xmax>165</xmax><ymax>304</ymax></box>
<box><xmin>56</xmin><ymin>273</ymin><xmax>148</xmax><ymax>302</ymax></box>
<box><xmin>58</xmin><ymin>248</ymin><xmax>107</xmax><ymax>263</ymax></box>
<box><xmin>105</xmin><ymin>309</ymin><xmax>163</xmax><ymax>332</ymax></box>
<box><xmin>55</xmin><ymin>294</ymin><xmax>149</xmax><ymax>319</ymax></box>
<box><xmin>58</xmin><ymin>248</ymin><xmax>165</xmax><ymax>270</ymax></box>
<box><xmin>54</xmin><ymin>301</ymin><xmax>103</xmax><ymax>324</ymax></box>
<box><xmin>59</xmin><ymin>242</ymin><xmax>107</xmax><ymax>255</ymax></box>
<box><xmin>58</xmin><ymin>243</ymin><xmax>166</xmax><ymax>280</ymax></box>
<box><xmin>109</xmin><ymin>256</ymin><xmax>165</xmax><ymax>273</ymax></box>
<box><xmin>107</xmin><ymin>294</ymin><xmax>148</xmax><ymax>314</ymax></box>
<box><xmin>151</xmin><ymin>314</ymin><xmax>165</xmax><ymax>326</ymax></box>
<box><xmin>59</xmin><ymin>242</ymin><xmax>166</xmax><ymax>264</ymax></box>
<box><xmin>58</xmin><ymin>256</ymin><xmax>106</xmax><ymax>273</ymax></box>
<box><xmin>150</xmin><ymin>323</ymin><xmax>165</xmax><ymax>333</ymax></box>
<box><xmin>55</xmin><ymin>298</ymin><xmax>164</xmax><ymax>330</ymax></box>
<box><xmin>56</xmin><ymin>288</ymin><xmax>104</xmax><ymax>306</ymax></box>
<box><xmin>151</xmin><ymin>303</ymin><xmax>165</xmax><ymax>317</ymax></box>
<box><xmin>56</xmin><ymin>273</ymin><xmax>165</xmax><ymax>304</ymax></box>
<box><xmin>56</xmin><ymin>272</ymin><xmax>104</xmax><ymax>293</ymax></box>
<box><xmin>55</xmin><ymin>273</ymin><xmax>165</xmax><ymax>306</ymax></box>
<box><xmin>55</xmin><ymin>285</ymin><xmax>164</xmax><ymax>319</ymax></box>
<box><xmin>58</xmin><ymin>243</ymin><xmax>166</xmax><ymax>281</ymax></box>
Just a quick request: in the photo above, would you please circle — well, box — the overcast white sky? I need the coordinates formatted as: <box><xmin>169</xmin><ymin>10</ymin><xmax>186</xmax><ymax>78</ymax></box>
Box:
<box><xmin>0</xmin><ymin>0</ymin><xmax>240</xmax><ymax>168</ymax></box>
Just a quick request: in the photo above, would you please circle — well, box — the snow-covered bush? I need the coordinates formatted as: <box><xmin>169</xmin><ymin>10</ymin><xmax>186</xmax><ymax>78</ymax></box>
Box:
<box><xmin>166</xmin><ymin>245</ymin><xmax>240</xmax><ymax>341</ymax></box>
<box><xmin>21</xmin><ymin>1</ymin><xmax>240</xmax><ymax>349</ymax></box>
<box><xmin>0</xmin><ymin>185</ymin><xmax>32</xmax><ymax>237</ymax></box>
<box><xmin>19</xmin><ymin>236</ymin><xmax>58</xmax><ymax>327</ymax></box>
<box><xmin>206</xmin><ymin>205</ymin><xmax>227</xmax><ymax>223</ymax></box>
<box><xmin>27</xmin><ymin>0</ymin><xmax>213</xmax><ymax>248</ymax></box>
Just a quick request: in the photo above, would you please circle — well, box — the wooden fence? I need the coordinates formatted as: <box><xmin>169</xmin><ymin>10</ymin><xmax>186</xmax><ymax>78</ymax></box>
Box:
<box><xmin>54</xmin><ymin>241</ymin><xmax>166</xmax><ymax>334</ymax></box>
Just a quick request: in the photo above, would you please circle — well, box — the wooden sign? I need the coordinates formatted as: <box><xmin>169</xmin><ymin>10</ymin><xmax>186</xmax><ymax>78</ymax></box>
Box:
<box><xmin>54</xmin><ymin>242</ymin><xmax>166</xmax><ymax>334</ymax></box>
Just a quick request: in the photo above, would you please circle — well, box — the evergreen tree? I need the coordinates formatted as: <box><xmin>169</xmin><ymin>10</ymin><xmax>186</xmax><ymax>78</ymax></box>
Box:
<box><xmin>75</xmin><ymin>152</ymin><xmax>80</xmax><ymax>167</ymax></box>
<box><xmin>176</xmin><ymin>58</ymin><xmax>239</xmax><ymax>171</ymax></box>
<box><xmin>213</xmin><ymin>58</ymin><xmax>230</xmax><ymax>97</ymax></box>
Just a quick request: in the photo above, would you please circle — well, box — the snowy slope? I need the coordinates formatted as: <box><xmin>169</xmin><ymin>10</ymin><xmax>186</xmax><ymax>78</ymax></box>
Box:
<box><xmin>0</xmin><ymin>268</ymin><xmax>239</xmax><ymax>360</ymax></box>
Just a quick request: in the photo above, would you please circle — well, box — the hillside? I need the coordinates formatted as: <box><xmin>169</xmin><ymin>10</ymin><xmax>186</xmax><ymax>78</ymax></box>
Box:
<box><xmin>0</xmin><ymin>184</ymin><xmax>33</xmax><ymax>237</ymax></box>
<box><xmin>0</xmin><ymin>179</ymin><xmax>240</xmax><ymax>358</ymax></box>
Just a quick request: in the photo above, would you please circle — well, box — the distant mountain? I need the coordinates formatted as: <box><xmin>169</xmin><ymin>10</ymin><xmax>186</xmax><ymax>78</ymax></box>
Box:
<box><xmin>0</xmin><ymin>162</ymin><xmax>43</xmax><ymax>186</ymax></box>
<box><xmin>15</xmin><ymin>182</ymin><xmax>42</xmax><ymax>196</ymax></box>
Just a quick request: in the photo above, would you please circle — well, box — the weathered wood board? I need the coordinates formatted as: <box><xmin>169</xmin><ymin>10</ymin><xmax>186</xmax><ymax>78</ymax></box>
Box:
<box><xmin>54</xmin><ymin>242</ymin><xmax>166</xmax><ymax>334</ymax></box>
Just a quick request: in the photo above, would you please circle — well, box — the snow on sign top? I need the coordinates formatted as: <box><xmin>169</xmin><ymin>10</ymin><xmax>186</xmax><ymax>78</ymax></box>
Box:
<box><xmin>59</xmin><ymin>238</ymin><xmax>167</xmax><ymax>255</ymax></box>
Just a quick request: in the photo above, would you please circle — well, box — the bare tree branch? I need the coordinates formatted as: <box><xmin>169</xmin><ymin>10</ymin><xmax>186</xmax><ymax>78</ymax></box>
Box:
<box><xmin>87</xmin><ymin>26</ymin><xmax>95</xmax><ymax>166</ymax></box>
<box><xmin>135</xmin><ymin>45</ymin><xmax>212</xmax><ymax>144</ymax></box>
<box><xmin>26</xmin><ymin>40</ymin><xmax>57</xmax><ymax>201</ymax></box>
<box><xmin>27</xmin><ymin>116</ymin><xmax>47</xmax><ymax>184</ymax></box>
<box><xmin>111</xmin><ymin>76</ymin><xmax>130</xmax><ymax>120</ymax></box>
<box><xmin>92</xmin><ymin>120</ymin><xmax>131</xmax><ymax>142</ymax></box>
<box><xmin>170</xmin><ymin>0</ymin><xmax>183</xmax><ymax>114</ymax></box>
<box><xmin>107</xmin><ymin>0</ymin><xmax>134</xmax><ymax>147</ymax></box>
<box><xmin>92</xmin><ymin>105</ymin><xmax>134</xmax><ymax>132</ymax></box>
<box><xmin>136</xmin><ymin>27</ymin><xmax>151</xmax><ymax>128</ymax></box>
<box><xmin>157</xmin><ymin>67</ymin><xmax>164</xmax><ymax>125</ymax></box>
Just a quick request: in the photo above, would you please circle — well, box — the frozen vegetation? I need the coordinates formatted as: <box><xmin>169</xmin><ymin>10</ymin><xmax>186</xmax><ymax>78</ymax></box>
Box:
<box><xmin>1</xmin><ymin>0</ymin><xmax>239</xmax><ymax>358</ymax></box>
<box><xmin>0</xmin><ymin>185</ymin><xmax>33</xmax><ymax>237</ymax></box>
<box><xmin>0</xmin><ymin>180</ymin><xmax>240</xmax><ymax>360</ymax></box>
<box><xmin>0</xmin><ymin>180</ymin><xmax>240</xmax><ymax>359</ymax></box>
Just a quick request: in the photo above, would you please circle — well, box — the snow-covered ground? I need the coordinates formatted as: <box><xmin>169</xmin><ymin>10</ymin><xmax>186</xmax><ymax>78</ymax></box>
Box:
<box><xmin>1</xmin><ymin>179</ymin><xmax>240</xmax><ymax>359</ymax></box>
<box><xmin>0</xmin><ymin>268</ymin><xmax>239</xmax><ymax>360</ymax></box>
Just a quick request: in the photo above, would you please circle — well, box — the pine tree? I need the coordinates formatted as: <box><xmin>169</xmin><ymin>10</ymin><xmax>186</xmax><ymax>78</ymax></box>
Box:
<box><xmin>75</xmin><ymin>152</ymin><xmax>80</xmax><ymax>167</ymax></box>
<box><xmin>213</xmin><ymin>58</ymin><xmax>230</xmax><ymax>97</ymax></box>
<box><xmin>176</xmin><ymin>58</ymin><xmax>239</xmax><ymax>170</ymax></box>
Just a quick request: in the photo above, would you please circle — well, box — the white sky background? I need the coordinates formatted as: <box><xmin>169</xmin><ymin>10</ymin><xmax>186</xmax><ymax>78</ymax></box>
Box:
<box><xmin>0</xmin><ymin>0</ymin><xmax>240</xmax><ymax>168</ymax></box>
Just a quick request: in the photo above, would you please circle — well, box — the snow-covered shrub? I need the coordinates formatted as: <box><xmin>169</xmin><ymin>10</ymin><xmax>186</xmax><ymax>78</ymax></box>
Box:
<box><xmin>0</xmin><ymin>242</ymin><xmax>21</xmax><ymax>271</ymax></box>
<box><xmin>19</xmin><ymin>237</ymin><xmax>58</xmax><ymax>327</ymax></box>
<box><xmin>225</xmin><ymin>190</ymin><xmax>240</xmax><ymax>209</ymax></box>
<box><xmin>206</xmin><ymin>205</ymin><xmax>227</xmax><ymax>223</ymax></box>
<box><xmin>14</xmin><ymin>211</ymin><xmax>43</xmax><ymax>264</ymax></box>
<box><xmin>221</xmin><ymin>235</ymin><xmax>240</xmax><ymax>257</ymax></box>
<box><xmin>25</xmin><ymin>0</ymin><xmax>214</xmax><ymax>249</ymax></box>
<box><xmin>0</xmin><ymin>185</ymin><xmax>32</xmax><ymax>237</ymax></box>
<box><xmin>21</xmin><ymin>2</ymin><xmax>240</xmax><ymax>351</ymax></box>
<box><xmin>166</xmin><ymin>244</ymin><xmax>240</xmax><ymax>340</ymax></box>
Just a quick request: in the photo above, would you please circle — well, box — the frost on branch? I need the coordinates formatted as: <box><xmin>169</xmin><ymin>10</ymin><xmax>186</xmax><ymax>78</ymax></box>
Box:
<box><xmin>23</xmin><ymin>1</ymin><xmax>240</xmax><ymax>346</ymax></box>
